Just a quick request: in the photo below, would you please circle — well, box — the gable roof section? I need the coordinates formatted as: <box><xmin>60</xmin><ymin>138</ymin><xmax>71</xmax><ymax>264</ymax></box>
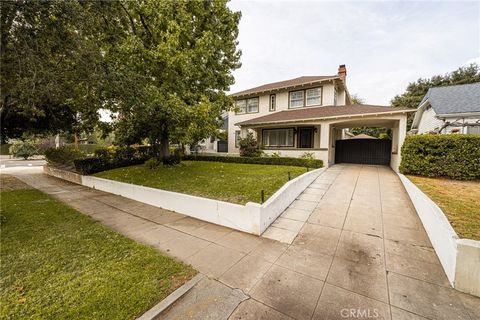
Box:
<box><xmin>231</xmin><ymin>76</ymin><xmax>339</xmax><ymax>97</ymax></box>
<box><xmin>236</xmin><ymin>104</ymin><xmax>413</xmax><ymax>126</ymax></box>
<box><xmin>420</xmin><ymin>82</ymin><xmax>480</xmax><ymax>115</ymax></box>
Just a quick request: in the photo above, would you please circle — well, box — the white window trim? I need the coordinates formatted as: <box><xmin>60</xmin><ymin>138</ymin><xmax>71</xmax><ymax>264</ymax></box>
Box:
<box><xmin>289</xmin><ymin>90</ymin><xmax>304</xmax><ymax>109</ymax></box>
<box><xmin>269</xmin><ymin>94</ymin><xmax>276</xmax><ymax>111</ymax></box>
<box><xmin>305</xmin><ymin>87</ymin><xmax>322</xmax><ymax>107</ymax></box>
<box><xmin>262</xmin><ymin>128</ymin><xmax>295</xmax><ymax>147</ymax></box>
<box><xmin>236</xmin><ymin>97</ymin><xmax>259</xmax><ymax>114</ymax></box>
<box><xmin>289</xmin><ymin>87</ymin><xmax>322</xmax><ymax>109</ymax></box>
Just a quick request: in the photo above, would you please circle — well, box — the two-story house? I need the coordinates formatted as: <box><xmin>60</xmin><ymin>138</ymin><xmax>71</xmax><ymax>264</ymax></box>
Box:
<box><xmin>228</xmin><ymin>65</ymin><xmax>414</xmax><ymax>171</ymax></box>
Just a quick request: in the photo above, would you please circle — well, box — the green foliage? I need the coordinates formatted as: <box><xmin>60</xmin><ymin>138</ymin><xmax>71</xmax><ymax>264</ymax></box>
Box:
<box><xmin>145</xmin><ymin>157</ymin><xmax>162</xmax><ymax>170</ymax></box>
<box><xmin>238</xmin><ymin>132</ymin><xmax>263</xmax><ymax>157</ymax></box>
<box><xmin>400</xmin><ymin>135</ymin><xmax>480</xmax><ymax>180</ymax></box>
<box><xmin>300</xmin><ymin>152</ymin><xmax>316</xmax><ymax>168</ymax></box>
<box><xmin>44</xmin><ymin>146</ymin><xmax>86</xmax><ymax>165</ymax></box>
<box><xmin>350</xmin><ymin>94</ymin><xmax>365</xmax><ymax>104</ymax></box>
<box><xmin>0</xmin><ymin>144</ymin><xmax>11</xmax><ymax>155</ymax></box>
<box><xmin>184</xmin><ymin>155</ymin><xmax>323</xmax><ymax>168</ymax></box>
<box><xmin>350</xmin><ymin>127</ymin><xmax>392</xmax><ymax>139</ymax></box>
<box><xmin>74</xmin><ymin>146</ymin><xmax>155</xmax><ymax>174</ymax></box>
<box><xmin>95</xmin><ymin>161</ymin><xmax>307</xmax><ymax>205</ymax></box>
<box><xmin>1</xmin><ymin>1</ymin><xmax>110</xmax><ymax>142</ymax></box>
<box><xmin>109</xmin><ymin>0</ymin><xmax>241</xmax><ymax>155</ymax></box>
<box><xmin>8</xmin><ymin>141</ymin><xmax>38</xmax><ymax>159</ymax></box>
<box><xmin>391</xmin><ymin>64</ymin><xmax>480</xmax><ymax>109</ymax></box>
<box><xmin>0</xmin><ymin>184</ymin><xmax>195</xmax><ymax>319</ymax></box>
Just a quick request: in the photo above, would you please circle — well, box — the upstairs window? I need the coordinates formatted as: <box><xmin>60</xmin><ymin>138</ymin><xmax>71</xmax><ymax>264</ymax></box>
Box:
<box><xmin>236</xmin><ymin>97</ymin><xmax>258</xmax><ymax>114</ymax></box>
<box><xmin>236</xmin><ymin>100</ymin><xmax>246</xmax><ymax>114</ymax></box>
<box><xmin>289</xmin><ymin>91</ymin><xmax>304</xmax><ymax>108</ymax></box>
<box><xmin>334</xmin><ymin>87</ymin><xmax>338</xmax><ymax>106</ymax></box>
<box><xmin>247</xmin><ymin>97</ymin><xmax>259</xmax><ymax>113</ymax></box>
<box><xmin>269</xmin><ymin>94</ymin><xmax>276</xmax><ymax>111</ymax></box>
<box><xmin>306</xmin><ymin>87</ymin><xmax>321</xmax><ymax>106</ymax></box>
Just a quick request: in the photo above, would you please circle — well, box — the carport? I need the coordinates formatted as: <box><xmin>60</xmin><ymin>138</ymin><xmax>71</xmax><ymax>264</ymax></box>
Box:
<box><xmin>326</xmin><ymin>117</ymin><xmax>410</xmax><ymax>170</ymax></box>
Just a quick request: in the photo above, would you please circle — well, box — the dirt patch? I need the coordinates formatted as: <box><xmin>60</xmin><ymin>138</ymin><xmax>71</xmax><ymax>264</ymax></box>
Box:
<box><xmin>0</xmin><ymin>175</ymin><xmax>30</xmax><ymax>191</ymax></box>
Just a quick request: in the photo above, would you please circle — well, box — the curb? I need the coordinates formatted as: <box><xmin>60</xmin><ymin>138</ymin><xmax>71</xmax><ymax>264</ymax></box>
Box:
<box><xmin>137</xmin><ymin>273</ymin><xmax>205</xmax><ymax>320</ymax></box>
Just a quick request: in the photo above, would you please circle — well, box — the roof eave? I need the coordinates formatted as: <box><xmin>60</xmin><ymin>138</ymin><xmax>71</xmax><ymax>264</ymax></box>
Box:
<box><xmin>236</xmin><ymin>109</ymin><xmax>415</xmax><ymax>127</ymax></box>
<box><xmin>230</xmin><ymin>77</ymin><xmax>340</xmax><ymax>98</ymax></box>
<box><xmin>435</xmin><ymin>111</ymin><xmax>480</xmax><ymax>118</ymax></box>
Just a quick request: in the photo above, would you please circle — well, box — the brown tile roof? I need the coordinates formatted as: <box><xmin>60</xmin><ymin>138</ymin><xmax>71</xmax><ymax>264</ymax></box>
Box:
<box><xmin>231</xmin><ymin>76</ymin><xmax>339</xmax><ymax>97</ymax></box>
<box><xmin>236</xmin><ymin>104</ymin><xmax>414</xmax><ymax>126</ymax></box>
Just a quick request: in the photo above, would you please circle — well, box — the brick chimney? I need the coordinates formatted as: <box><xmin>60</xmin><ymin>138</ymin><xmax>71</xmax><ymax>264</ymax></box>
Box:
<box><xmin>338</xmin><ymin>64</ymin><xmax>347</xmax><ymax>83</ymax></box>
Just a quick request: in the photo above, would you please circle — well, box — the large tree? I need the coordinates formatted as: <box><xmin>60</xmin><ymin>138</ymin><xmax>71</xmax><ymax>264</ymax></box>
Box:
<box><xmin>107</xmin><ymin>0</ymin><xmax>241</xmax><ymax>156</ymax></box>
<box><xmin>0</xmin><ymin>0</ymin><xmax>112</xmax><ymax>143</ymax></box>
<box><xmin>391</xmin><ymin>63</ymin><xmax>480</xmax><ymax>109</ymax></box>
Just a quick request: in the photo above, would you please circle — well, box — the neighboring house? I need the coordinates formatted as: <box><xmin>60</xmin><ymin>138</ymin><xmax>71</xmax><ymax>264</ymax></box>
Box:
<box><xmin>197</xmin><ymin>113</ymin><xmax>229</xmax><ymax>153</ymax></box>
<box><xmin>411</xmin><ymin>82</ymin><xmax>480</xmax><ymax>135</ymax></box>
<box><xmin>228</xmin><ymin>65</ymin><xmax>415</xmax><ymax>170</ymax></box>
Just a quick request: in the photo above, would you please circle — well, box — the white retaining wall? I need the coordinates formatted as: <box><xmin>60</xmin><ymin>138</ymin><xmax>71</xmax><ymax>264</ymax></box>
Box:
<box><xmin>49</xmin><ymin>166</ymin><xmax>324</xmax><ymax>235</ymax></box>
<box><xmin>399</xmin><ymin>174</ymin><xmax>480</xmax><ymax>297</ymax></box>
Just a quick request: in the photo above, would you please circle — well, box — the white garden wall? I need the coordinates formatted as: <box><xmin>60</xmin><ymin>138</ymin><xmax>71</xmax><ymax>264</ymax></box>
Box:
<box><xmin>399</xmin><ymin>174</ymin><xmax>480</xmax><ymax>297</ymax></box>
<box><xmin>44</xmin><ymin>165</ymin><xmax>324</xmax><ymax>235</ymax></box>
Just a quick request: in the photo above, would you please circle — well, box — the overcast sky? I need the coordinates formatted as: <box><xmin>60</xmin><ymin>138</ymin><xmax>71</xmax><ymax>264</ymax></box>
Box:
<box><xmin>227</xmin><ymin>0</ymin><xmax>480</xmax><ymax>105</ymax></box>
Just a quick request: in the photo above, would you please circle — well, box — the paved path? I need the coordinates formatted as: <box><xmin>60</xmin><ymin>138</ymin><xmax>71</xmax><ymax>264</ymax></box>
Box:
<box><xmin>7</xmin><ymin>165</ymin><xmax>479</xmax><ymax>320</ymax></box>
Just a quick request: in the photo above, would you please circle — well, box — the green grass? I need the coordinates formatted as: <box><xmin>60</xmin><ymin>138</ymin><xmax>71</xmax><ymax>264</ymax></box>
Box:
<box><xmin>408</xmin><ymin>175</ymin><xmax>480</xmax><ymax>241</ymax></box>
<box><xmin>0</xmin><ymin>180</ymin><xmax>196</xmax><ymax>319</ymax></box>
<box><xmin>94</xmin><ymin>160</ymin><xmax>307</xmax><ymax>204</ymax></box>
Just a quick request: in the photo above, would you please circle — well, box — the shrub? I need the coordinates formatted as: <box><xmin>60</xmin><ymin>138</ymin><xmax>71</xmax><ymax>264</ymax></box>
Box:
<box><xmin>400</xmin><ymin>134</ymin><xmax>480</xmax><ymax>180</ymax></box>
<box><xmin>145</xmin><ymin>157</ymin><xmax>161</xmax><ymax>169</ymax></box>
<box><xmin>183</xmin><ymin>155</ymin><xmax>323</xmax><ymax>168</ymax></box>
<box><xmin>74</xmin><ymin>145</ymin><xmax>156</xmax><ymax>174</ymax></box>
<box><xmin>45</xmin><ymin>146</ymin><xmax>86</xmax><ymax>165</ymax></box>
<box><xmin>300</xmin><ymin>152</ymin><xmax>316</xmax><ymax>168</ymax></box>
<box><xmin>238</xmin><ymin>132</ymin><xmax>263</xmax><ymax>157</ymax></box>
<box><xmin>162</xmin><ymin>154</ymin><xmax>181</xmax><ymax>166</ymax></box>
<box><xmin>9</xmin><ymin>141</ymin><xmax>39</xmax><ymax>159</ymax></box>
<box><xmin>0</xmin><ymin>144</ymin><xmax>11</xmax><ymax>155</ymax></box>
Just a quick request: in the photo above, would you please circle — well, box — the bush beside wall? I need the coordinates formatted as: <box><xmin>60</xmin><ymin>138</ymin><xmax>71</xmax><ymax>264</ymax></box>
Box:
<box><xmin>400</xmin><ymin>135</ymin><xmax>480</xmax><ymax>180</ymax></box>
<box><xmin>74</xmin><ymin>146</ymin><xmax>155</xmax><ymax>175</ymax></box>
<box><xmin>184</xmin><ymin>155</ymin><xmax>324</xmax><ymax>168</ymax></box>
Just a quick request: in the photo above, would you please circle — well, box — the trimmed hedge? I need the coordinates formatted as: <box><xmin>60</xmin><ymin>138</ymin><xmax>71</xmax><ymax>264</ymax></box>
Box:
<box><xmin>400</xmin><ymin>134</ymin><xmax>480</xmax><ymax>180</ymax></box>
<box><xmin>183</xmin><ymin>155</ymin><xmax>324</xmax><ymax>168</ymax></box>
<box><xmin>45</xmin><ymin>146</ymin><xmax>86</xmax><ymax>165</ymax></box>
<box><xmin>74</xmin><ymin>146</ymin><xmax>155</xmax><ymax>175</ymax></box>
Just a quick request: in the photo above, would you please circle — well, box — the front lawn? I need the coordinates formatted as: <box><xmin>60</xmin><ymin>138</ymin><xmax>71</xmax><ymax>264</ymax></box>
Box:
<box><xmin>408</xmin><ymin>175</ymin><xmax>480</xmax><ymax>240</ymax></box>
<box><xmin>94</xmin><ymin>160</ymin><xmax>307</xmax><ymax>204</ymax></box>
<box><xmin>0</xmin><ymin>175</ymin><xmax>196</xmax><ymax>319</ymax></box>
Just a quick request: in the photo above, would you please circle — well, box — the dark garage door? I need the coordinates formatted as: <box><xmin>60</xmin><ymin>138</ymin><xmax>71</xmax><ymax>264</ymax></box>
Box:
<box><xmin>335</xmin><ymin>139</ymin><xmax>392</xmax><ymax>165</ymax></box>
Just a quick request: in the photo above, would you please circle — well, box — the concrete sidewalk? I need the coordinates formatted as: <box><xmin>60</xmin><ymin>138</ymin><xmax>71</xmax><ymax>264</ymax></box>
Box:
<box><xmin>8</xmin><ymin>165</ymin><xmax>479</xmax><ymax>320</ymax></box>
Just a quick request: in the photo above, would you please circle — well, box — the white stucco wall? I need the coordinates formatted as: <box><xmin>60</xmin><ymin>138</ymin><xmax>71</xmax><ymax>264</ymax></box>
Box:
<box><xmin>399</xmin><ymin>174</ymin><xmax>480</xmax><ymax>297</ymax></box>
<box><xmin>228</xmin><ymin>82</ymin><xmax>343</xmax><ymax>153</ymax></box>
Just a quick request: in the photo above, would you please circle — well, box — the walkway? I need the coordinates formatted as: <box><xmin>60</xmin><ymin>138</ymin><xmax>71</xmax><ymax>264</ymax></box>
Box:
<box><xmin>7</xmin><ymin>165</ymin><xmax>479</xmax><ymax>320</ymax></box>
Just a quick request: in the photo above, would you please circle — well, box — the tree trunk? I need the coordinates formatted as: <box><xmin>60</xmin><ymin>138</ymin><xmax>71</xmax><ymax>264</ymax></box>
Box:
<box><xmin>74</xmin><ymin>134</ymin><xmax>79</xmax><ymax>149</ymax></box>
<box><xmin>159</xmin><ymin>132</ymin><xmax>170</xmax><ymax>158</ymax></box>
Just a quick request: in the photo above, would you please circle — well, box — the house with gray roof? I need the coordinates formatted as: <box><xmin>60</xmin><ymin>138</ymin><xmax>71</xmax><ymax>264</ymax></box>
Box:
<box><xmin>411</xmin><ymin>82</ymin><xmax>480</xmax><ymax>134</ymax></box>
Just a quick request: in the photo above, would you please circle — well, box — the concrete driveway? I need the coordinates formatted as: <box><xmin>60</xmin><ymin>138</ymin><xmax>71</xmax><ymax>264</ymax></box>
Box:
<box><xmin>7</xmin><ymin>165</ymin><xmax>479</xmax><ymax>320</ymax></box>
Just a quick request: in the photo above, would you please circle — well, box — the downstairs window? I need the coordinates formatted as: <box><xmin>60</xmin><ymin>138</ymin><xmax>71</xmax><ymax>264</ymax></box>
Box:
<box><xmin>262</xmin><ymin>128</ymin><xmax>294</xmax><ymax>147</ymax></box>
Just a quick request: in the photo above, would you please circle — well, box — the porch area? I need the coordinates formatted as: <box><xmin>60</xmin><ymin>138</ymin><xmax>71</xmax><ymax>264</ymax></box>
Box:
<box><xmin>235</xmin><ymin>105</ymin><xmax>414</xmax><ymax>171</ymax></box>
